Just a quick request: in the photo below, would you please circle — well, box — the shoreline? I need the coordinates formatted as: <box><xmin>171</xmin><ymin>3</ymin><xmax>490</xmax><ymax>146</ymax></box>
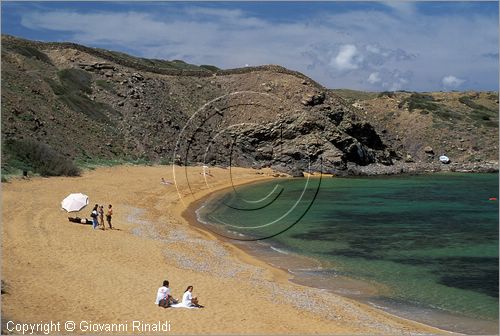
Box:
<box><xmin>337</xmin><ymin>161</ymin><xmax>499</xmax><ymax>177</ymax></box>
<box><xmin>179</xmin><ymin>173</ymin><xmax>499</xmax><ymax>335</ymax></box>
<box><xmin>171</xmin><ymin>172</ymin><xmax>296</xmax><ymax>284</ymax></box>
<box><xmin>175</xmin><ymin>171</ymin><xmax>464</xmax><ymax>335</ymax></box>
<box><xmin>0</xmin><ymin>165</ymin><xmax>475</xmax><ymax>334</ymax></box>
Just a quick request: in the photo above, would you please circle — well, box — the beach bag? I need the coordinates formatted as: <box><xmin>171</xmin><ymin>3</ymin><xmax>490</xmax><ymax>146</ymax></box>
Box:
<box><xmin>90</xmin><ymin>211</ymin><xmax>97</xmax><ymax>218</ymax></box>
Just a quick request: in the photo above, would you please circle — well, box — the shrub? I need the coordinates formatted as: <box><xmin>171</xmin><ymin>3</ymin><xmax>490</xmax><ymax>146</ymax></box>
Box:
<box><xmin>398</xmin><ymin>93</ymin><xmax>462</xmax><ymax>121</ymax></box>
<box><xmin>57</xmin><ymin>69</ymin><xmax>92</xmax><ymax>94</ymax></box>
<box><xmin>200</xmin><ymin>65</ymin><xmax>220</xmax><ymax>72</ymax></box>
<box><xmin>378</xmin><ymin>91</ymin><xmax>395</xmax><ymax>98</ymax></box>
<box><xmin>58</xmin><ymin>93</ymin><xmax>113</xmax><ymax>123</ymax></box>
<box><xmin>46</xmin><ymin>69</ymin><xmax>118</xmax><ymax>123</ymax></box>
<box><xmin>459</xmin><ymin>96</ymin><xmax>497</xmax><ymax>127</ymax></box>
<box><xmin>5</xmin><ymin>44</ymin><xmax>53</xmax><ymax>65</ymax></box>
<box><xmin>399</xmin><ymin>93</ymin><xmax>438</xmax><ymax>111</ymax></box>
<box><xmin>95</xmin><ymin>80</ymin><xmax>116</xmax><ymax>92</ymax></box>
<box><xmin>4</xmin><ymin>139</ymin><xmax>80</xmax><ymax>177</ymax></box>
<box><xmin>158</xmin><ymin>158</ymin><xmax>172</xmax><ymax>165</ymax></box>
<box><xmin>459</xmin><ymin>96</ymin><xmax>496</xmax><ymax>113</ymax></box>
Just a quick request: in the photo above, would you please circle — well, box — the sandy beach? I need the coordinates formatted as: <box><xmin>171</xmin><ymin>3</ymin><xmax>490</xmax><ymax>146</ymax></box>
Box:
<box><xmin>1</xmin><ymin>165</ymin><xmax>450</xmax><ymax>335</ymax></box>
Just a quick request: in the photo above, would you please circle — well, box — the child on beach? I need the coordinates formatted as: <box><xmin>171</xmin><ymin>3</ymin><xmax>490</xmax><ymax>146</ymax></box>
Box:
<box><xmin>106</xmin><ymin>204</ymin><xmax>113</xmax><ymax>229</ymax></box>
<box><xmin>98</xmin><ymin>205</ymin><xmax>105</xmax><ymax>230</ymax></box>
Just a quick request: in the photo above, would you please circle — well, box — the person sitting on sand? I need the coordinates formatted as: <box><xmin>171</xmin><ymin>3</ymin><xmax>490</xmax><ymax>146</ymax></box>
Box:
<box><xmin>68</xmin><ymin>217</ymin><xmax>92</xmax><ymax>225</ymax></box>
<box><xmin>161</xmin><ymin>178</ymin><xmax>173</xmax><ymax>185</ymax></box>
<box><xmin>155</xmin><ymin>280</ymin><xmax>178</xmax><ymax>308</ymax></box>
<box><xmin>166</xmin><ymin>282</ymin><xmax>179</xmax><ymax>305</ymax></box>
<box><xmin>182</xmin><ymin>285</ymin><xmax>203</xmax><ymax>308</ymax></box>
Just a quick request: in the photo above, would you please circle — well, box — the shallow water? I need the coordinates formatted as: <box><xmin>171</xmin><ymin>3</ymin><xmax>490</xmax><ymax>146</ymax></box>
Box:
<box><xmin>197</xmin><ymin>173</ymin><xmax>499</xmax><ymax>334</ymax></box>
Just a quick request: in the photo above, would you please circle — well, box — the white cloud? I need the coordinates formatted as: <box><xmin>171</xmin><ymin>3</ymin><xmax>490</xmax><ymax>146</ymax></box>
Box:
<box><xmin>381</xmin><ymin>1</ymin><xmax>417</xmax><ymax>16</ymax></box>
<box><xmin>17</xmin><ymin>5</ymin><xmax>498</xmax><ymax>91</ymax></box>
<box><xmin>184</xmin><ymin>7</ymin><xmax>266</xmax><ymax>28</ymax></box>
<box><xmin>442</xmin><ymin>75</ymin><xmax>466</xmax><ymax>88</ymax></box>
<box><xmin>331</xmin><ymin>44</ymin><xmax>361</xmax><ymax>71</ymax></box>
<box><xmin>366</xmin><ymin>45</ymin><xmax>381</xmax><ymax>54</ymax></box>
<box><xmin>185</xmin><ymin>7</ymin><xmax>244</xmax><ymax>18</ymax></box>
<box><xmin>367</xmin><ymin>72</ymin><xmax>381</xmax><ymax>84</ymax></box>
<box><xmin>388</xmin><ymin>77</ymin><xmax>408</xmax><ymax>91</ymax></box>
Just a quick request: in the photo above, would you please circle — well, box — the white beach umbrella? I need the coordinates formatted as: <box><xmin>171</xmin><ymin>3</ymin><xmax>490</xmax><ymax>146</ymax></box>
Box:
<box><xmin>61</xmin><ymin>193</ymin><xmax>89</xmax><ymax>213</ymax></box>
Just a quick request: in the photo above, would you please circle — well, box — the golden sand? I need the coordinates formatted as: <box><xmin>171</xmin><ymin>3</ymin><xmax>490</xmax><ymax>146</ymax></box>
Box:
<box><xmin>1</xmin><ymin>165</ymin><xmax>449</xmax><ymax>334</ymax></box>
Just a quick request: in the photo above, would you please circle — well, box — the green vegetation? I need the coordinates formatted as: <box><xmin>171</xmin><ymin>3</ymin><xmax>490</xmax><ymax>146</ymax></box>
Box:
<box><xmin>1</xmin><ymin>154</ymin><xmax>167</xmax><ymax>181</ymax></box>
<box><xmin>459</xmin><ymin>95</ymin><xmax>498</xmax><ymax>127</ymax></box>
<box><xmin>105</xmin><ymin>49</ymin><xmax>211</xmax><ymax>72</ymax></box>
<box><xmin>331</xmin><ymin>89</ymin><xmax>378</xmax><ymax>102</ymax></box>
<box><xmin>399</xmin><ymin>93</ymin><xmax>460</xmax><ymax>121</ymax></box>
<box><xmin>74</xmin><ymin>154</ymin><xmax>177</xmax><ymax>170</ymax></box>
<box><xmin>58</xmin><ymin>94</ymin><xmax>117</xmax><ymax>123</ymax></box>
<box><xmin>95</xmin><ymin>79</ymin><xmax>116</xmax><ymax>92</ymax></box>
<box><xmin>399</xmin><ymin>93</ymin><xmax>438</xmax><ymax>111</ymax></box>
<box><xmin>57</xmin><ymin>68</ymin><xmax>92</xmax><ymax>94</ymax></box>
<box><xmin>46</xmin><ymin>68</ymin><xmax>119</xmax><ymax>123</ymax></box>
<box><xmin>378</xmin><ymin>91</ymin><xmax>396</xmax><ymax>98</ymax></box>
<box><xmin>3</xmin><ymin>139</ymin><xmax>80</xmax><ymax>177</ymax></box>
<box><xmin>75</xmin><ymin>157</ymin><xmax>153</xmax><ymax>170</ymax></box>
<box><xmin>200</xmin><ymin>65</ymin><xmax>220</xmax><ymax>72</ymax></box>
<box><xmin>3</xmin><ymin>44</ymin><xmax>53</xmax><ymax>65</ymax></box>
<box><xmin>18</xmin><ymin>113</ymin><xmax>35</xmax><ymax>122</ymax></box>
<box><xmin>431</xmin><ymin>108</ymin><xmax>456</xmax><ymax>120</ymax></box>
<box><xmin>486</xmin><ymin>92</ymin><xmax>499</xmax><ymax>101</ymax></box>
<box><xmin>158</xmin><ymin>158</ymin><xmax>172</xmax><ymax>165</ymax></box>
<box><xmin>458</xmin><ymin>96</ymin><xmax>492</xmax><ymax>111</ymax></box>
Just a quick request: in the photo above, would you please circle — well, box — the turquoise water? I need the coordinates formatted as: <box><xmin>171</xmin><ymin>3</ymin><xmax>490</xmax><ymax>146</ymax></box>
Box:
<box><xmin>197</xmin><ymin>173</ymin><xmax>499</xmax><ymax>332</ymax></box>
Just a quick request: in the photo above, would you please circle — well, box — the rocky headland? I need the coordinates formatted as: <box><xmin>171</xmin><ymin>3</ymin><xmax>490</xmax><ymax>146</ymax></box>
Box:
<box><xmin>1</xmin><ymin>35</ymin><xmax>498</xmax><ymax>177</ymax></box>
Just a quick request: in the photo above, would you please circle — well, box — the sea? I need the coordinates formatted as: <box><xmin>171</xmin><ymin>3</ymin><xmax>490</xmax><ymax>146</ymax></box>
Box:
<box><xmin>196</xmin><ymin>173</ymin><xmax>499</xmax><ymax>334</ymax></box>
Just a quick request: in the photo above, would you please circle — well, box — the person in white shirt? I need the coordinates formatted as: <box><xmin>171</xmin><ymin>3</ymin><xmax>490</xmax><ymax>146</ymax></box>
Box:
<box><xmin>155</xmin><ymin>280</ymin><xmax>171</xmax><ymax>308</ymax></box>
<box><xmin>182</xmin><ymin>285</ymin><xmax>203</xmax><ymax>308</ymax></box>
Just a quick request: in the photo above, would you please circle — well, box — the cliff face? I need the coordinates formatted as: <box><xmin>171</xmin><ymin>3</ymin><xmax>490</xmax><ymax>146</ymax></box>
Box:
<box><xmin>1</xmin><ymin>35</ymin><xmax>498</xmax><ymax>176</ymax></box>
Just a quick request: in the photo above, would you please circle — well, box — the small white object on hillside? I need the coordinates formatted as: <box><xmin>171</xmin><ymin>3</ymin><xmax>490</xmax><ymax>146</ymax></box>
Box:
<box><xmin>439</xmin><ymin>155</ymin><xmax>450</xmax><ymax>164</ymax></box>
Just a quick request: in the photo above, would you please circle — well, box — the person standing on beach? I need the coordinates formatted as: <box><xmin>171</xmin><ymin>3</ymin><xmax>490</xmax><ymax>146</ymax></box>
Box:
<box><xmin>98</xmin><ymin>205</ymin><xmax>105</xmax><ymax>230</ymax></box>
<box><xmin>90</xmin><ymin>204</ymin><xmax>99</xmax><ymax>230</ymax></box>
<box><xmin>106</xmin><ymin>204</ymin><xmax>113</xmax><ymax>229</ymax></box>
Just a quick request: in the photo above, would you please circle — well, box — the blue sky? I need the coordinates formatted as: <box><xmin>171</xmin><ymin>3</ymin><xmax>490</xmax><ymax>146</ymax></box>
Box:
<box><xmin>2</xmin><ymin>1</ymin><xmax>498</xmax><ymax>91</ymax></box>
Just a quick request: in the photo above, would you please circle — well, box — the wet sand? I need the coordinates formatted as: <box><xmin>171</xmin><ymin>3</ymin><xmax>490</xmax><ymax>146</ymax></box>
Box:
<box><xmin>2</xmin><ymin>165</ymin><xmax>450</xmax><ymax>334</ymax></box>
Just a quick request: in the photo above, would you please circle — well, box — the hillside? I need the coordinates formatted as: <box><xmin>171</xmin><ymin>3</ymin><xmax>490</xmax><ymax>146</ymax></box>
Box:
<box><xmin>1</xmin><ymin>35</ymin><xmax>498</xmax><ymax>176</ymax></box>
<box><xmin>333</xmin><ymin>89</ymin><xmax>499</xmax><ymax>164</ymax></box>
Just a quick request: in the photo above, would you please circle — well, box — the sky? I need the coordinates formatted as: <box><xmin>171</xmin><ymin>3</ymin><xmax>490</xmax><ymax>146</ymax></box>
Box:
<box><xmin>1</xmin><ymin>1</ymin><xmax>499</xmax><ymax>92</ymax></box>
